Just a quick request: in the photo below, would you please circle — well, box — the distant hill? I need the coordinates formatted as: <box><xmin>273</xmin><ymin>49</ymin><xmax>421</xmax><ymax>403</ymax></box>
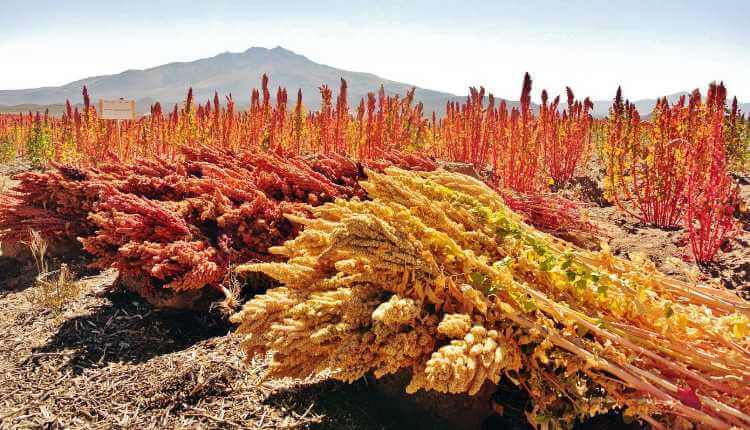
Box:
<box><xmin>588</xmin><ymin>93</ymin><xmax>687</xmax><ymax>118</ymax></box>
<box><xmin>0</xmin><ymin>46</ymin><xmax>472</xmax><ymax>116</ymax></box>
<box><xmin>0</xmin><ymin>103</ymin><xmax>73</xmax><ymax>117</ymax></box>
<box><xmin>589</xmin><ymin>92</ymin><xmax>750</xmax><ymax>118</ymax></box>
<box><xmin>1</xmin><ymin>47</ymin><xmax>746</xmax><ymax>119</ymax></box>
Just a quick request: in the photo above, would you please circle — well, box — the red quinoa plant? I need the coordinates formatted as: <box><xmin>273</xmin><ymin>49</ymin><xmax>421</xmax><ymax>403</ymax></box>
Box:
<box><xmin>684</xmin><ymin>83</ymin><xmax>739</xmax><ymax>263</ymax></box>
<box><xmin>725</xmin><ymin>96</ymin><xmax>750</xmax><ymax>171</ymax></box>
<box><xmin>606</xmin><ymin>83</ymin><xmax>740</xmax><ymax>262</ymax></box>
<box><xmin>605</xmin><ymin>88</ymin><xmax>691</xmax><ymax>228</ymax></box>
<box><xmin>437</xmin><ymin>74</ymin><xmax>593</xmax><ymax>193</ymax></box>
<box><xmin>541</xmin><ymin>87</ymin><xmax>593</xmax><ymax>186</ymax></box>
<box><xmin>492</xmin><ymin>73</ymin><xmax>542</xmax><ymax>193</ymax></box>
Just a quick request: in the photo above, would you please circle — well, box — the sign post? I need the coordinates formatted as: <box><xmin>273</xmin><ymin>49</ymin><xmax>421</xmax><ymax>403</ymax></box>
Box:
<box><xmin>98</xmin><ymin>99</ymin><xmax>136</xmax><ymax>149</ymax></box>
<box><xmin>98</xmin><ymin>99</ymin><xmax>136</xmax><ymax>120</ymax></box>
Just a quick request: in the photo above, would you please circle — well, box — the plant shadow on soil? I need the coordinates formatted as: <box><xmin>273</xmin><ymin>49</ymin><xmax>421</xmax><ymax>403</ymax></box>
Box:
<box><xmin>263</xmin><ymin>378</ymin><xmax>460</xmax><ymax>430</ymax></box>
<box><xmin>31</xmin><ymin>289</ymin><xmax>231</xmax><ymax>374</ymax></box>
<box><xmin>0</xmin><ymin>243</ymin><xmax>97</xmax><ymax>293</ymax></box>
<box><xmin>0</xmin><ymin>255</ymin><xmax>22</xmax><ymax>277</ymax></box>
<box><xmin>0</xmin><ymin>256</ymin><xmax>34</xmax><ymax>290</ymax></box>
<box><xmin>263</xmin><ymin>373</ymin><xmax>644</xmax><ymax>430</ymax></box>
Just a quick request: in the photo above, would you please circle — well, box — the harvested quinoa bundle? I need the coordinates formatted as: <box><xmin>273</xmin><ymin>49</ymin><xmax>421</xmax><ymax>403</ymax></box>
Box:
<box><xmin>1</xmin><ymin>144</ymin><xmax>442</xmax><ymax>307</ymax></box>
<box><xmin>232</xmin><ymin>168</ymin><xmax>750</xmax><ymax>429</ymax></box>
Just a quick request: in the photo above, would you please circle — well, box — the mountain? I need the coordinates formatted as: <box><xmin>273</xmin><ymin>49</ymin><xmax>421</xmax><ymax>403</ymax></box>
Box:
<box><xmin>589</xmin><ymin>93</ymin><xmax>682</xmax><ymax>118</ymax></box>
<box><xmin>2</xmin><ymin>48</ymin><xmax>745</xmax><ymax>118</ymax></box>
<box><xmin>590</xmin><ymin>92</ymin><xmax>750</xmax><ymax>118</ymax></box>
<box><xmin>0</xmin><ymin>46</ymin><xmax>469</xmax><ymax>115</ymax></box>
<box><xmin>0</xmin><ymin>103</ymin><xmax>78</xmax><ymax>117</ymax></box>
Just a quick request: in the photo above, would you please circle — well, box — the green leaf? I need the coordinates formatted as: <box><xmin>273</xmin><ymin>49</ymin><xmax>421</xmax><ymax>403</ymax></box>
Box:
<box><xmin>469</xmin><ymin>272</ymin><xmax>488</xmax><ymax>287</ymax></box>
<box><xmin>510</xmin><ymin>290</ymin><xmax>538</xmax><ymax>313</ymax></box>
<box><xmin>561</xmin><ymin>255</ymin><xmax>573</xmax><ymax>270</ymax></box>
<box><xmin>596</xmin><ymin>283</ymin><xmax>608</xmax><ymax>297</ymax></box>
<box><xmin>486</xmin><ymin>283</ymin><xmax>500</xmax><ymax>295</ymax></box>
<box><xmin>539</xmin><ymin>257</ymin><xmax>554</xmax><ymax>272</ymax></box>
<box><xmin>493</xmin><ymin>256</ymin><xmax>513</xmax><ymax>269</ymax></box>
<box><xmin>566</xmin><ymin>270</ymin><xmax>577</xmax><ymax>282</ymax></box>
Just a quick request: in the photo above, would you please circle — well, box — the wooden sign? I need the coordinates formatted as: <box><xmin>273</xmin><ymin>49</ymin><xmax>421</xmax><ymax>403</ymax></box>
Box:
<box><xmin>98</xmin><ymin>99</ymin><xmax>136</xmax><ymax>120</ymax></box>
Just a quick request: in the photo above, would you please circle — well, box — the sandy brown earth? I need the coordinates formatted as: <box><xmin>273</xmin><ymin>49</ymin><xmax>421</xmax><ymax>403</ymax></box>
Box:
<box><xmin>1</xmin><ymin>159</ymin><xmax>747</xmax><ymax>430</ymax></box>
<box><xmin>585</xmin><ymin>204</ymin><xmax>750</xmax><ymax>296</ymax></box>
<box><xmin>0</xmin><ymin>267</ymin><xmax>464</xmax><ymax>430</ymax></box>
<box><xmin>561</xmin><ymin>168</ymin><xmax>750</xmax><ymax>298</ymax></box>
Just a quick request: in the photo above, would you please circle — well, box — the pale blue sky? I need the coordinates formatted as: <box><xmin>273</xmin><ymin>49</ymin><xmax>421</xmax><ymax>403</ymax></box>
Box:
<box><xmin>1</xmin><ymin>1</ymin><xmax>748</xmax><ymax>100</ymax></box>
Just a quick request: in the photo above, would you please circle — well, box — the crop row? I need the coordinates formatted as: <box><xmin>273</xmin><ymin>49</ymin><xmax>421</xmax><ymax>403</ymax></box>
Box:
<box><xmin>1</xmin><ymin>76</ymin><xmax>748</xmax><ymax>265</ymax></box>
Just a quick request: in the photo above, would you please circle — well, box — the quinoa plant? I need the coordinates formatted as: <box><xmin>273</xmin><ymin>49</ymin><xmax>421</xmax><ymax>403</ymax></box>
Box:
<box><xmin>26</xmin><ymin>113</ymin><xmax>53</xmax><ymax>167</ymax></box>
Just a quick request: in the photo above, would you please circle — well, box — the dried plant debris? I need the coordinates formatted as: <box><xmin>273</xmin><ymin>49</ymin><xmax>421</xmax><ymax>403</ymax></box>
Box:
<box><xmin>0</xmin><ymin>275</ymin><xmax>441</xmax><ymax>430</ymax></box>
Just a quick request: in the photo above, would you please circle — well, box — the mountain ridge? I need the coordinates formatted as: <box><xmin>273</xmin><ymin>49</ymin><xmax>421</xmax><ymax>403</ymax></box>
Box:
<box><xmin>589</xmin><ymin>92</ymin><xmax>750</xmax><ymax>118</ymax></box>
<box><xmin>0</xmin><ymin>46</ymin><xmax>468</xmax><ymax>115</ymax></box>
<box><xmin>1</xmin><ymin>47</ymin><xmax>747</xmax><ymax>118</ymax></box>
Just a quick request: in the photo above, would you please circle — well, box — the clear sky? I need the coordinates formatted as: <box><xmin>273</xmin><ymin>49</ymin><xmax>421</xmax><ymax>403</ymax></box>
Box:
<box><xmin>1</xmin><ymin>0</ymin><xmax>748</xmax><ymax>101</ymax></box>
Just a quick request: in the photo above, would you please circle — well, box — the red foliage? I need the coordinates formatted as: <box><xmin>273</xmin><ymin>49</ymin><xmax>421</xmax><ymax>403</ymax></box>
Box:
<box><xmin>0</xmin><ymin>165</ymin><xmax>103</xmax><ymax>244</ymax></box>
<box><xmin>606</xmin><ymin>90</ymin><xmax>691</xmax><ymax>227</ymax></box>
<box><xmin>77</xmin><ymin>146</ymin><xmax>362</xmax><ymax>295</ymax></box>
<box><xmin>1</xmin><ymin>145</ymin><xmax>441</xmax><ymax>305</ymax></box>
<box><xmin>440</xmin><ymin>86</ymin><xmax>494</xmax><ymax>169</ymax></box>
<box><xmin>0</xmin><ymin>194</ymin><xmax>71</xmax><ymax>242</ymax></box>
<box><xmin>437</xmin><ymin>74</ymin><xmax>592</xmax><ymax>193</ymax></box>
<box><xmin>676</xmin><ymin>387</ymin><xmax>702</xmax><ymax>410</ymax></box>
<box><xmin>684</xmin><ymin>83</ymin><xmax>739</xmax><ymax>263</ymax></box>
<box><xmin>607</xmin><ymin>82</ymin><xmax>740</xmax><ymax>262</ymax></box>
<box><xmin>495</xmin><ymin>73</ymin><xmax>541</xmax><ymax>193</ymax></box>
<box><xmin>499</xmin><ymin>190</ymin><xmax>599</xmax><ymax>238</ymax></box>
<box><xmin>541</xmin><ymin>88</ymin><xmax>593</xmax><ymax>185</ymax></box>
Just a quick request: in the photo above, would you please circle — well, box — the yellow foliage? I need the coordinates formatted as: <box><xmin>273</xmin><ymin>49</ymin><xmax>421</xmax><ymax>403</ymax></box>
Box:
<box><xmin>232</xmin><ymin>168</ymin><xmax>750</xmax><ymax>429</ymax></box>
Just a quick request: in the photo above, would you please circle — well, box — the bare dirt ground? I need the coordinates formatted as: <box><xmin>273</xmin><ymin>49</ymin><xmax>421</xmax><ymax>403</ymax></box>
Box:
<box><xmin>0</xmin><ymin>159</ymin><xmax>746</xmax><ymax>430</ymax></box>
<box><xmin>585</xmin><ymin>204</ymin><xmax>750</xmax><ymax>296</ymax></box>
<box><xmin>0</xmin><ymin>267</ymin><xmax>457</xmax><ymax>430</ymax></box>
<box><xmin>562</xmin><ymin>166</ymin><xmax>750</xmax><ymax>298</ymax></box>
